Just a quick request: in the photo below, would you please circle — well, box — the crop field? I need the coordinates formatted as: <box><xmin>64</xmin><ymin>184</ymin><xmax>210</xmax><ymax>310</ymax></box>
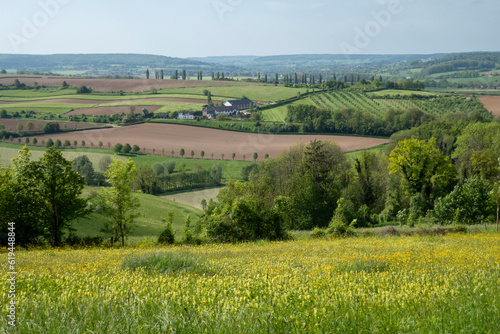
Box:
<box><xmin>29</xmin><ymin>123</ymin><xmax>389</xmax><ymax>161</ymax></box>
<box><xmin>0</xmin><ymin>90</ymin><xmax>215</xmax><ymax>116</ymax></box>
<box><xmin>0</xmin><ymin>77</ymin><xmax>255</xmax><ymax>93</ymax></box>
<box><xmin>0</xmin><ymin>119</ymin><xmax>107</xmax><ymax>133</ymax></box>
<box><xmin>478</xmin><ymin>95</ymin><xmax>500</xmax><ymax>117</ymax></box>
<box><xmin>1</xmin><ymin>234</ymin><xmax>499</xmax><ymax>333</ymax></box>
<box><xmin>263</xmin><ymin>91</ymin><xmax>489</xmax><ymax>122</ymax></box>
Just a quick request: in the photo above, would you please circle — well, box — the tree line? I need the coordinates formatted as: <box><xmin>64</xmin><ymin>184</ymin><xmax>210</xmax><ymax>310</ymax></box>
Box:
<box><xmin>199</xmin><ymin>117</ymin><xmax>500</xmax><ymax>242</ymax></box>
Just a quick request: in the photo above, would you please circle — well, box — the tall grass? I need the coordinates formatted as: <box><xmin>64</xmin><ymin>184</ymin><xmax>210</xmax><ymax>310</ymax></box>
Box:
<box><xmin>2</xmin><ymin>234</ymin><xmax>499</xmax><ymax>333</ymax></box>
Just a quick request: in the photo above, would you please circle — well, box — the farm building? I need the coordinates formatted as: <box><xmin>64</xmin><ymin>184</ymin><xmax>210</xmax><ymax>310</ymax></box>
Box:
<box><xmin>223</xmin><ymin>99</ymin><xmax>256</xmax><ymax>110</ymax></box>
<box><xmin>156</xmin><ymin>113</ymin><xmax>170</xmax><ymax>119</ymax></box>
<box><xmin>177</xmin><ymin>112</ymin><xmax>195</xmax><ymax>120</ymax></box>
<box><xmin>203</xmin><ymin>106</ymin><xmax>240</xmax><ymax>117</ymax></box>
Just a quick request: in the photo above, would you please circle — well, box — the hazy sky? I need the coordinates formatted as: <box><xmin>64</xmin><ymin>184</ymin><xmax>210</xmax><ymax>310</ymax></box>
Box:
<box><xmin>1</xmin><ymin>0</ymin><xmax>499</xmax><ymax>57</ymax></box>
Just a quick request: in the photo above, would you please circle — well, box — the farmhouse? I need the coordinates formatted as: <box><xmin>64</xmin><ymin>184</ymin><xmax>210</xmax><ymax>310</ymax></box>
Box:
<box><xmin>223</xmin><ymin>99</ymin><xmax>256</xmax><ymax>110</ymax></box>
<box><xmin>156</xmin><ymin>113</ymin><xmax>170</xmax><ymax>119</ymax></box>
<box><xmin>203</xmin><ymin>106</ymin><xmax>239</xmax><ymax>117</ymax></box>
<box><xmin>177</xmin><ymin>112</ymin><xmax>195</xmax><ymax>120</ymax></box>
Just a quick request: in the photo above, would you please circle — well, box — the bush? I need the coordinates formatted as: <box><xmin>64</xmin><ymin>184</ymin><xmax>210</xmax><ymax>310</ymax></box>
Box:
<box><xmin>310</xmin><ymin>228</ymin><xmax>326</xmax><ymax>238</ymax></box>
<box><xmin>379</xmin><ymin>226</ymin><xmax>400</xmax><ymax>236</ymax></box>
<box><xmin>204</xmin><ymin>198</ymin><xmax>289</xmax><ymax>243</ymax></box>
<box><xmin>43</xmin><ymin>122</ymin><xmax>60</xmax><ymax>134</ymax></box>
<box><xmin>152</xmin><ymin>162</ymin><xmax>165</xmax><ymax>176</ymax></box>
<box><xmin>326</xmin><ymin>219</ymin><xmax>355</xmax><ymax>237</ymax></box>
<box><xmin>162</xmin><ymin>161</ymin><xmax>176</xmax><ymax>174</ymax></box>
<box><xmin>448</xmin><ymin>224</ymin><xmax>468</xmax><ymax>233</ymax></box>
<box><xmin>121</xmin><ymin>143</ymin><xmax>131</xmax><ymax>154</ymax></box>
<box><xmin>113</xmin><ymin>143</ymin><xmax>123</xmax><ymax>153</ymax></box>
<box><xmin>241</xmin><ymin>164</ymin><xmax>259</xmax><ymax>181</ymax></box>
<box><xmin>76</xmin><ymin>85</ymin><xmax>92</xmax><ymax>94</ymax></box>
<box><xmin>158</xmin><ymin>223</ymin><xmax>175</xmax><ymax>244</ymax></box>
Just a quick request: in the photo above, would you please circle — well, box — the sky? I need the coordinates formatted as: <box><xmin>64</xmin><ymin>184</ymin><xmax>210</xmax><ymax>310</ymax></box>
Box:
<box><xmin>1</xmin><ymin>0</ymin><xmax>499</xmax><ymax>58</ymax></box>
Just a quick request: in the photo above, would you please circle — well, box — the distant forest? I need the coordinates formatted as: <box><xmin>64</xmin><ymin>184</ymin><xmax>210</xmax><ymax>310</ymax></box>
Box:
<box><xmin>1</xmin><ymin>52</ymin><xmax>500</xmax><ymax>88</ymax></box>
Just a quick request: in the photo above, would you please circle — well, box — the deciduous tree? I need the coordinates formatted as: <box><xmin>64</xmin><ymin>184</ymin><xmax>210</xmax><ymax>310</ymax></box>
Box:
<box><xmin>103</xmin><ymin>157</ymin><xmax>139</xmax><ymax>246</ymax></box>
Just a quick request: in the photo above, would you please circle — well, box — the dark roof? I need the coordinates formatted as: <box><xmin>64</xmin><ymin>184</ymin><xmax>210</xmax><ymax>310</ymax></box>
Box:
<box><xmin>226</xmin><ymin>99</ymin><xmax>254</xmax><ymax>105</ymax></box>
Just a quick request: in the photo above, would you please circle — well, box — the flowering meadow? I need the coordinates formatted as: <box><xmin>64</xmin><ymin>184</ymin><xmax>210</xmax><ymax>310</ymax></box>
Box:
<box><xmin>2</xmin><ymin>234</ymin><xmax>500</xmax><ymax>333</ymax></box>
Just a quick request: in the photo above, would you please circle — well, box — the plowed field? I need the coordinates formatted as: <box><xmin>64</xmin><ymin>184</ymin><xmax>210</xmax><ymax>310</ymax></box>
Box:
<box><xmin>0</xmin><ymin>119</ymin><xmax>107</xmax><ymax>132</ymax></box>
<box><xmin>32</xmin><ymin>123</ymin><xmax>389</xmax><ymax>161</ymax></box>
<box><xmin>478</xmin><ymin>96</ymin><xmax>500</xmax><ymax>117</ymax></box>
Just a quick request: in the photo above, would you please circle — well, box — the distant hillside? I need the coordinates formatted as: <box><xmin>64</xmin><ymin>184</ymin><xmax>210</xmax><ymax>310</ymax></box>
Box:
<box><xmin>191</xmin><ymin>52</ymin><xmax>500</xmax><ymax>79</ymax></box>
<box><xmin>0</xmin><ymin>53</ymin><xmax>239</xmax><ymax>77</ymax></box>
<box><xmin>1</xmin><ymin>52</ymin><xmax>499</xmax><ymax>85</ymax></box>
<box><xmin>190</xmin><ymin>54</ymin><xmax>428</xmax><ymax>73</ymax></box>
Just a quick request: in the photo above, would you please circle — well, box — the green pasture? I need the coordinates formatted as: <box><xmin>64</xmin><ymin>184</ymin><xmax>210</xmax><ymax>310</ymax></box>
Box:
<box><xmin>161</xmin><ymin>85</ymin><xmax>305</xmax><ymax>102</ymax></box>
<box><xmin>0</xmin><ymin>87</ymin><xmax>77</xmax><ymax>97</ymax></box>
<box><xmin>0</xmin><ymin>93</ymin><xmax>209</xmax><ymax>102</ymax></box>
<box><xmin>262</xmin><ymin>98</ymin><xmax>316</xmax><ymax>122</ymax></box>
<box><xmin>0</xmin><ymin>142</ymin><xmax>253</xmax><ymax>180</ymax></box>
<box><xmin>160</xmin><ymin>187</ymin><xmax>222</xmax><ymax>210</ymax></box>
<box><xmin>75</xmin><ymin>186</ymin><xmax>203</xmax><ymax>239</ymax></box>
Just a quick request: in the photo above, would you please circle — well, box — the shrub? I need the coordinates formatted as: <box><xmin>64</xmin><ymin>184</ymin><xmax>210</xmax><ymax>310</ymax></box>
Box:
<box><xmin>152</xmin><ymin>163</ymin><xmax>165</xmax><ymax>176</ymax></box>
<box><xmin>326</xmin><ymin>219</ymin><xmax>355</xmax><ymax>237</ymax></box>
<box><xmin>379</xmin><ymin>226</ymin><xmax>400</xmax><ymax>236</ymax></box>
<box><xmin>43</xmin><ymin>122</ymin><xmax>60</xmax><ymax>134</ymax></box>
<box><xmin>162</xmin><ymin>161</ymin><xmax>176</xmax><ymax>174</ymax></box>
<box><xmin>113</xmin><ymin>143</ymin><xmax>123</xmax><ymax>153</ymax></box>
<box><xmin>310</xmin><ymin>228</ymin><xmax>326</xmax><ymax>238</ymax></box>
<box><xmin>158</xmin><ymin>222</ymin><xmax>175</xmax><ymax>245</ymax></box>
<box><xmin>121</xmin><ymin>143</ymin><xmax>131</xmax><ymax>154</ymax></box>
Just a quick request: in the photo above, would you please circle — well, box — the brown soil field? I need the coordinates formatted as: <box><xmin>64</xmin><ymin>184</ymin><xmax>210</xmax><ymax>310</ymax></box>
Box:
<box><xmin>0</xmin><ymin>119</ymin><xmax>107</xmax><ymax>133</ymax></box>
<box><xmin>0</xmin><ymin>77</ymin><xmax>254</xmax><ymax>93</ymax></box>
<box><xmin>66</xmin><ymin>106</ymin><xmax>163</xmax><ymax>116</ymax></box>
<box><xmin>478</xmin><ymin>96</ymin><xmax>500</xmax><ymax>117</ymax></box>
<box><xmin>32</xmin><ymin>123</ymin><xmax>389</xmax><ymax>161</ymax></box>
<box><xmin>0</xmin><ymin>97</ymin><xmax>213</xmax><ymax>105</ymax></box>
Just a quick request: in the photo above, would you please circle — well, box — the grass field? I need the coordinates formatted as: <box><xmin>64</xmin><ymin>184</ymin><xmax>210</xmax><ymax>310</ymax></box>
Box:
<box><xmin>0</xmin><ymin>143</ymin><xmax>253</xmax><ymax>180</ymax></box>
<box><xmin>0</xmin><ymin>145</ymin><xmax>125</xmax><ymax>169</ymax></box>
<box><xmin>162</xmin><ymin>85</ymin><xmax>305</xmax><ymax>102</ymax></box>
<box><xmin>160</xmin><ymin>187</ymin><xmax>222</xmax><ymax>210</ymax></box>
<box><xmin>75</xmin><ymin>187</ymin><xmax>203</xmax><ymax>240</ymax></box>
<box><xmin>2</xmin><ymin>233</ymin><xmax>499</xmax><ymax>333</ymax></box>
